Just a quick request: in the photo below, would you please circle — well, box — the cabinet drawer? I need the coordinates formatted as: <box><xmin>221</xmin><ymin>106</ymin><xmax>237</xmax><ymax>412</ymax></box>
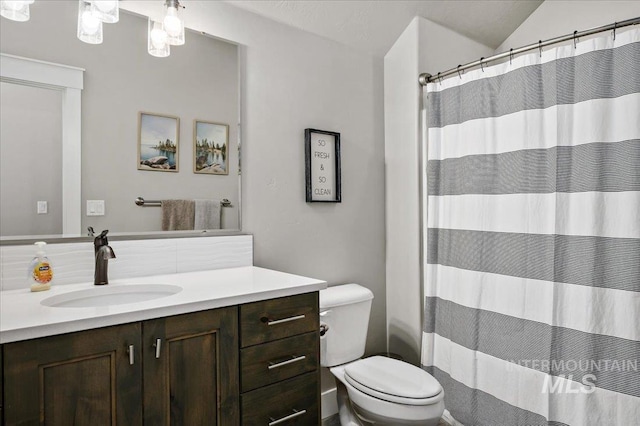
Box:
<box><xmin>240</xmin><ymin>292</ymin><xmax>319</xmax><ymax>347</ymax></box>
<box><xmin>241</xmin><ymin>371</ymin><xmax>319</xmax><ymax>425</ymax></box>
<box><xmin>241</xmin><ymin>331</ymin><xmax>318</xmax><ymax>392</ymax></box>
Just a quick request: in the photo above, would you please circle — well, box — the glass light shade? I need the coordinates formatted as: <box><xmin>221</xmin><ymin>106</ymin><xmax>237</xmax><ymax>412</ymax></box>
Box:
<box><xmin>77</xmin><ymin>0</ymin><xmax>103</xmax><ymax>44</ymax></box>
<box><xmin>163</xmin><ymin>5</ymin><xmax>184</xmax><ymax>46</ymax></box>
<box><xmin>148</xmin><ymin>19</ymin><xmax>170</xmax><ymax>58</ymax></box>
<box><xmin>1</xmin><ymin>0</ymin><xmax>32</xmax><ymax>22</ymax></box>
<box><xmin>90</xmin><ymin>0</ymin><xmax>118</xmax><ymax>24</ymax></box>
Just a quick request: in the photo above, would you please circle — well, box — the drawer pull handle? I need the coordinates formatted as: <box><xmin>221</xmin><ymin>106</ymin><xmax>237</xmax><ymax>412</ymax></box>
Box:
<box><xmin>269</xmin><ymin>409</ymin><xmax>307</xmax><ymax>425</ymax></box>
<box><xmin>127</xmin><ymin>344</ymin><xmax>135</xmax><ymax>365</ymax></box>
<box><xmin>268</xmin><ymin>355</ymin><xmax>306</xmax><ymax>370</ymax></box>
<box><xmin>263</xmin><ymin>314</ymin><xmax>306</xmax><ymax>326</ymax></box>
<box><xmin>153</xmin><ymin>338</ymin><xmax>162</xmax><ymax>359</ymax></box>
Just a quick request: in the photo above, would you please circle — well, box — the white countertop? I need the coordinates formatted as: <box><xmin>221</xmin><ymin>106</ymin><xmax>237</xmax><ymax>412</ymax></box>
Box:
<box><xmin>0</xmin><ymin>266</ymin><xmax>327</xmax><ymax>344</ymax></box>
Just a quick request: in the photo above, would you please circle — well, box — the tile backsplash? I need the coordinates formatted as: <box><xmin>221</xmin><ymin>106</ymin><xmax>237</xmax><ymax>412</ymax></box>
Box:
<box><xmin>0</xmin><ymin>235</ymin><xmax>253</xmax><ymax>291</ymax></box>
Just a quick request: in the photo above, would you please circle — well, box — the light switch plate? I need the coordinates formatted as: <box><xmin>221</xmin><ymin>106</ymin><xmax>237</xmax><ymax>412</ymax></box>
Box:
<box><xmin>37</xmin><ymin>201</ymin><xmax>48</xmax><ymax>214</ymax></box>
<box><xmin>86</xmin><ymin>200</ymin><xmax>105</xmax><ymax>216</ymax></box>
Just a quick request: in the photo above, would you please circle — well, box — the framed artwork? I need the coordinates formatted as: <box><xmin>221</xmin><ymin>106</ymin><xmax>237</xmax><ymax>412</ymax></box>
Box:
<box><xmin>193</xmin><ymin>120</ymin><xmax>229</xmax><ymax>175</ymax></box>
<box><xmin>138</xmin><ymin>112</ymin><xmax>180</xmax><ymax>172</ymax></box>
<box><xmin>305</xmin><ymin>128</ymin><xmax>341</xmax><ymax>202</ymax></box>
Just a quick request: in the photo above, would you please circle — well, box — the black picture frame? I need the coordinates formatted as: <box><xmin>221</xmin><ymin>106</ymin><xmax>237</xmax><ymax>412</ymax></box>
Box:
<box><xmin>305</xmin><ymin>128</ymin><xmax>341</xmax><ymax>203</ymax></box>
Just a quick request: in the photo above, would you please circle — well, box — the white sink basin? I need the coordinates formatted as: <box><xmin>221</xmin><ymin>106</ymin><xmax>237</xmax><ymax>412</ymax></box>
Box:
<box><xmin>41</xmin><ymin>284</ymin><xmax>182</xmax><ymax>308</ymax></box>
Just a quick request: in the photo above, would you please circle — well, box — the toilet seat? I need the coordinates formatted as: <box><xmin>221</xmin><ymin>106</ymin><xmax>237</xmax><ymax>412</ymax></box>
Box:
<box><xmin>344</xmin><ymin>356</ymin><xmax>442</xmax><ymax>406</ymax></box>
<box><xmin>332</xmin><ymin>362</ymin><xmax>445</xmax><ymax>425</ymax></box>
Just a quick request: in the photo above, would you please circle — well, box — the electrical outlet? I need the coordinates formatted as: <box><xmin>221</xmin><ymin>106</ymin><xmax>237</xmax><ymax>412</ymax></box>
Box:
<box><xmin>86</xmin><ymin>200</ymin><xmax>105</xmax><ymax>216</ymax></box>
<box><xmin>37</xmin><ymin>201</ymin><xmax>48</xmax><ymax>214</ymax></box>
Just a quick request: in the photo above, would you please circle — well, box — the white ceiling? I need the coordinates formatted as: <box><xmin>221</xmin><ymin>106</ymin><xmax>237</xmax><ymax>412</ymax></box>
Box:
<box><xmin>224</xmin><ymin>0</ymin><xmax>544</xmax><ymax>57</ymax></box>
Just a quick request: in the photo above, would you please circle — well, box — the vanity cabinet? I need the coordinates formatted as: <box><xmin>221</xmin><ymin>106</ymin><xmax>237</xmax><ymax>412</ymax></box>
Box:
<box><xmin>240</xmin><ymin>292</ymin><xmax>320</xmax><ymax>425</ymax></box>
<box><xmin>1</xmin><ymin>292</ymin><xmax>320</xmax><ymax>426</ymax></box>
<box><xmin>2</xmin><ymin>307</ymin><xmax>238</xmax><ymax>426</ymax></box>
<box><xmin>0</xmin><ymin>349</ymin><xmax>4</xmax><ymax>424</ymax></box>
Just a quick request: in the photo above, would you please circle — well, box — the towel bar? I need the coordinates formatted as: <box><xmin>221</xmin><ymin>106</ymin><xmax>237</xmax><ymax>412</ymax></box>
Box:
<box><xmin>135</xmin><ymin>197</ymin><xmax>232</xmax><ymax>207</ymax></box>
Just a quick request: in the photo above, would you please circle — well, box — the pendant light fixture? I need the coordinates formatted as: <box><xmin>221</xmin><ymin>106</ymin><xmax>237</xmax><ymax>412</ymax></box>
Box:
<box><xmin>148</xmin><ymin>19</ymin><xmax>170</xmax><ymax>58</ymax></box>
<box><xmin>147</xmin><ymin>0</ymin><xmax>185</xmax><ymax>58</ymax></box>
<box><xmin>0</xmin><ymin>0</ymin><xmax>35</xmax><ymax>22</ymax></box>
<box><xmin>163</xmin><ymin>0</ymin><xmax>184</xmax><ymax>46</ymax></box>
<box><xmin>2</xmin><ymin>0</ymin><xmax>186</xmax><ymax>56</ymax></box>
<box><xmin>77</xmin><ymin>0</ymin><xmax>103</xmax><ymax>44</ymax></box>
<box><xmin>76</xmin><ymin>0</ymin><xmax>120</xmax><ymax>44</ymax></box>
<box><xmin>90</xmin><ymin>0</ymin><xmax>118</xmax><ymax>24</ymax></box>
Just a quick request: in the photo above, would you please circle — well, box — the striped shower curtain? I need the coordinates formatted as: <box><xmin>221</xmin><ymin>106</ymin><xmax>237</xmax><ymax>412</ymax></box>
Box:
<box><xmin>421</xmin><ymin>28</ymin><xmax>639</xmax><ymax>425</ymax></box>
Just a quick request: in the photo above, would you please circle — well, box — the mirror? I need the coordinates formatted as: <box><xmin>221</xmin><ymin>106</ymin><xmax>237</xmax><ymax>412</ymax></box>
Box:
<box><xmin>1</xmin><ymin>82</ymin><xmax>64</xmax><ymax>236</ymax></box>
<box><xmin>1</xmin><ymin>57</ymin><xmax>82</xmax><ymax>238</ymax></box>
<box><xmin>0</xmin><ymin>1</ymin><xmax>240</xmax><ymax>240</ymax></box>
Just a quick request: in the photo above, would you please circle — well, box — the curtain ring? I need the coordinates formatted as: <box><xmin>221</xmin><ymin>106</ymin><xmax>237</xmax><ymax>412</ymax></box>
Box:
<box><xmin>457</xmin><ymin>65</ymin><xmax>462</xmax><ymax>79</ymax></box>
<box><xmin>480</xmin><ymin>57</ymin><xmax>485</xmax><ymax>72</ymax></box>
<box><xmin>510</xmin><ymin>48</ymin><xmax>514</xmax><ymax>65</ymax></box>
<box><xmin>437</xmin><ymin>72</ymin><xmax>442</xmax><ymax>84</ymax></box>
<box><xmin>573</xmin><ymin>30</ymin><xmax>578</xmax><ymax>48</ymax></box>
<box><xmin>613</xmin><ymin>22</ymin><xmax>617</xmax><ymax>41</ymax></box>
<box><xmin>538</xmin><ymin>40</ymin><xmax>542</xmax><ymax>57</ymax></box>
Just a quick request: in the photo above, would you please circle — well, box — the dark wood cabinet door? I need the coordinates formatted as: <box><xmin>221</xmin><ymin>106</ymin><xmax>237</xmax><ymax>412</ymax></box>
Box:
<box><xmin>142</xmin><ymin>306</ymin><xmax>239</xmax><ymax>426</ymax></box>
<box><xmin>3</xmin><ymin>323</ymin><xmax>143</xmax><ymax>426</ymax></box>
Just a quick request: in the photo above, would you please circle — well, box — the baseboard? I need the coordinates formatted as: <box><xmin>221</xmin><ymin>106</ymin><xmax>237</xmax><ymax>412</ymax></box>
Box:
<box><xmin>321</xmin><ymin>387</ymin><xmax>338</xmax><ymax>420</ymax></box>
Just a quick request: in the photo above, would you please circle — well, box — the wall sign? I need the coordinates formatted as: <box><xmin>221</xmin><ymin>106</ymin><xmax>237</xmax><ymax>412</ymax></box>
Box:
<box><xmin>305</xmin><ymin>128</ymin><xmax>341</xmax><ymax>203</ymax></box>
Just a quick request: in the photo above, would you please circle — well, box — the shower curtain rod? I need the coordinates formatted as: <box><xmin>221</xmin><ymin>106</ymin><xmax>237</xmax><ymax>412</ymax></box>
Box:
<box><xmin>419</xmin><ymin>16</ymin><xmax>640</xmax><ymax>85</ymax></box>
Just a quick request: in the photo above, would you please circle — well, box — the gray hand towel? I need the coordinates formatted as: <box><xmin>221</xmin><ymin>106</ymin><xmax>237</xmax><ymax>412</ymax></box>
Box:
<box><xmin>161</xmin><ymin>200</ymin><xmax>195</xmax><ymax>231</ymax></box>
<box><xmin>194</xmin><ymin>199</ymin><xmax>221</xmax><ymax>230</ymax></box>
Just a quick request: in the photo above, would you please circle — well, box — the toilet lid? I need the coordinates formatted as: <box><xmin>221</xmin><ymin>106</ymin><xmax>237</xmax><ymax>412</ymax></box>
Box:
<box><xmin>344</xmin><ymin>356</ymin><xmax>442</xmax><ymax>402</ymax></box>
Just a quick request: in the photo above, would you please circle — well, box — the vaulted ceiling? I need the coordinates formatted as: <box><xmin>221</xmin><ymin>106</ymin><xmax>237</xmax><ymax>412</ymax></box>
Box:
<box><xmin>224</xmin><ymin>0</ymin><xmax>544</xmax><ymax>56</ymax></box>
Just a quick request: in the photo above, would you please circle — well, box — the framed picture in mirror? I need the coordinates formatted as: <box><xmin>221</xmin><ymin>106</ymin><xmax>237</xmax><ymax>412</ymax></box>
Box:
<box><xmin>138</xmin><ymin>112</ymin><xmax>180</xmax><ymax>172</ymax></box>
<box><xmin>194</xmin><ymin>120</ymin><xmax>229</xmax><ymax>175</ymax></box>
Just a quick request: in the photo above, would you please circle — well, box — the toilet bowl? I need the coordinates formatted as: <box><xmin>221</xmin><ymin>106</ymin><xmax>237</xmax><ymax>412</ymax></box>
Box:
<box><xmin>320</xmin><ymin>284</ymin><xmax>445</xmax><ymax>426</ymax></box>
<box><xmin>331</xmin><ymin>357</ymin><xmax>444</xmax><ymax>425</ymax></box>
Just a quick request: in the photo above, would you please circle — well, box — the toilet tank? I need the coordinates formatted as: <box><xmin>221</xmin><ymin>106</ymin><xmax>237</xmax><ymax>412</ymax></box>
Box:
<box><xmin>319</xmin><ymin>284</ymin><xmax>374</xmax><ymax>367</ymax></box>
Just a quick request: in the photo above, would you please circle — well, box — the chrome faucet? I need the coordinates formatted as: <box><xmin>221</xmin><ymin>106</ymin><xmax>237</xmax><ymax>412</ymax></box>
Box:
<box><xmin>94</xmin><ymin>229</ymin><xmax>116</xmax><ymax>285</ymax></box>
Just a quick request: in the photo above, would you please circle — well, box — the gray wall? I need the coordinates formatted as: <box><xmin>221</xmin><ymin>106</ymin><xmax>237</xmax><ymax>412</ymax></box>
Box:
<box><xmin>121</xmin><ymin>1</ymin><xmax>387</xmax><ymax>355</ymax></box>
<box><xmin>0</xmin><ymin>83</ymin><xmax>62</xmax><ymax>236</ymax></box>
<box><xmin>2</xmin><ymin>0</ymin><xmax>387</xmax><ymax>355</ymax></box>
<box><xmin>0</xmin><ymin>0</ymin><xmax>239</xmax><ymax>234</ymax></box>
<box><xmin>384</xmin><ymin>17</ymin><xmax>494</xmax><ymax>364</ymax></box>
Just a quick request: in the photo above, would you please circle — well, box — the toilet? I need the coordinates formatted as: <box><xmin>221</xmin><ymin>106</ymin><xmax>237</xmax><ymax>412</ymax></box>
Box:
<box><xmin>320</xmin><ymin>284</ymin><xmax>445</xmax><ymax>426</ymax></box>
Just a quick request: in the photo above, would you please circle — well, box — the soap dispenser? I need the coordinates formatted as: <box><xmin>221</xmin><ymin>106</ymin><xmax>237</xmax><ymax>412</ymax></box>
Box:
<box><xmin>28</xmin><ymin>241</ymin><xmax>53</xmax><ymax>292</ymax></box>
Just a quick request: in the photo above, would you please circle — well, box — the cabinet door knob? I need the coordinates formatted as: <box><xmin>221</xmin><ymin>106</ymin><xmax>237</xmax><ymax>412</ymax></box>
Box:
<box><xmin>262</xmin><ymin>314</ymin><xmax>306</xmax><ymax>326</ymax></box>
<box><xmin>269</xmin><ymin>409</ymin><xmax>307</xmax><ymax>425</ymax></box>
<box><xmin>127</xmin><ymin>344</ymin><xmax>135</xmax><ymax>365</ymax></box>
<box><xmin>153</xmin><ymin>338</ymin><xmax>162</xmax><ymax>359</ymax></box>
<box><xmin>268</xmin><ymin>355</ymin><xmax>306</xmax><ymax>370</ymax></box>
